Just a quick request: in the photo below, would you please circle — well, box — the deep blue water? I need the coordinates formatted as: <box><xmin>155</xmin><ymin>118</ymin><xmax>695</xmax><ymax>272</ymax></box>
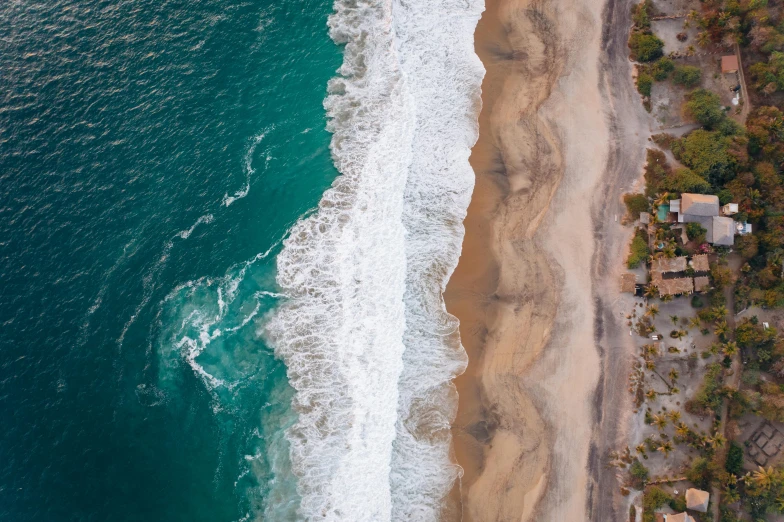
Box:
<box><xmin>0</xmin><ymin>1</ymin><xmax>340</xmax><ymax>520</ymax></box>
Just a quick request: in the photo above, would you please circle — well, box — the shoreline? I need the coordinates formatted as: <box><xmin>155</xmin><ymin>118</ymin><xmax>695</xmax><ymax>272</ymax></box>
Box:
<box><xmin>445</xmin><ymin>0</ymin><xmax>652</xmax><ymax>518</ymax></box>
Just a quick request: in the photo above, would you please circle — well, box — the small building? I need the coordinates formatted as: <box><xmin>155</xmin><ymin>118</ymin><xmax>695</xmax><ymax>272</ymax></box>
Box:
<box><xmin>737</xmin><ymin>222</ymin><xmax>752</xmax><ymax>235</ymax></box>
<box><xmin>681</xmin><ymin>194</ymin><xmax>720</xmax><ymax>218</ymax></box>
<box><xmin>640</xmin><ymin>211</ymin><xmax>651</xmax><ymax>224</ymax></box>
<box><xmin>621</xmin><ymin>273</ymin><xmax>637</xmax><ymax>293</ymax></box>
<box><xmin>711</xmin><ymin>216</ymin><xmax>735</xmax><ymax>246</ymax></box>
<box><xmin>665</xmin><ymin>514</ymin><xmax>695</xmax><ymax>522</ymax></box>
<box><xmin>722</xmin><ymin>202</ymin><xmax>739</xmax><ymax>215</ymax></box>
<box><xmin>657</xmin><ymin>277</ymin><xmax>694</xmax><ymax>296</ymax></box>
<box><xmin>686</xmin><ymin>488</ymin><xmax>710</xmax><ymax>513</ymax></box>
<box><xmin>651</xmin><ymin>256</ymin><xmax>688</xmax><ymax>274</ymax></box>
<box><xmin>691</xmin><ymin>254</ymin><xmax>710</xmax><ymax>273</ymax></box>
<box><xmin>694</xmin><ymin>276</ymin><xmax>711</xmax><ymax>292</ymax></box>
<box><xmin>722</xmin><ymin>55</ymin><xmax>739</xmax><ymax>74</ymax></box>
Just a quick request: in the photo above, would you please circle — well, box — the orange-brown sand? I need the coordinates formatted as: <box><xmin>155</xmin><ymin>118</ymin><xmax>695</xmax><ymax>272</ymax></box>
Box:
<box><xmin>444</xmin><ymin>0</ymin><xmax>652</xmax><ymax>518</ymax></box>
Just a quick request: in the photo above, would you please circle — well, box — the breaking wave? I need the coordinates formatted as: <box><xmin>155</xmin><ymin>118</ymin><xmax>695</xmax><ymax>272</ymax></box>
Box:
<box><xmin>265</xmin><ymin>0</ymin><xmax>485</xmax><ymax>519</ymax></box>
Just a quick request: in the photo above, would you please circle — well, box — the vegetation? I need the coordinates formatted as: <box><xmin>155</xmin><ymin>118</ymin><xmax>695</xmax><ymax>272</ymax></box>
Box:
<box><xmin>672</xmin><ymin>65</ymin><xmax>702</xmax><ymax>87</ymax></box>
<box><xmin>642</xmin><ymin>486</ymin><xmax>671</xmax><ymax>522</ymax></box>
<box><xmin>628</xmin><ymin>229</ymin><xmax>650</xmax><ymax>268</ymax></box>
<box><xmin>624</xmin><ymin>193</ymin><xmax>649</xmax><ymax>220</ymax></box>
<box><xmin>686</xmin><ymin>88</ymin><xmax>727</xmax><ymax>129</ymax></box>
<box><xmin>629</xmin><ymin>33</ymin><xmax>665</xmax><ymax>62</ymax></box>
<box><xmin>686</xmin><ymin>222</ymin><xmax>708</xmax><ymax>243</ymax></box>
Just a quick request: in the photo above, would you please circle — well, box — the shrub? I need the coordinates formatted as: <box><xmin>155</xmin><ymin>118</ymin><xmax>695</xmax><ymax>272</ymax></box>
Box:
<box><xmin>630</xmin><ymin>459</ymin><xmax>650</xmax><ymax>488</ymax></box>
<box><xmin>691</xmin><ymin>295</ymin><xmax>704</xmax><ymax>308</ymax></box>
<box><xmin>660</xmin><ymin>167</ymin><xmax>711</xmax><ymax>193</ymax></box>
<box><xmin>651</xmin><ymin>57</ymin><xmax>675</xmax><ymax>80</ymax></box>
<box><xmin>632</xmin><ymin>0</ymin><xmax>653</xmax><ymax>30</ymax></box>
<box><xmin>624</xmin><ymin>193</ymin><xmax>649</xmax><ymax>219</ymax></box>
<box><xmin>686</xmin><ymin>88</ymin><xmax>726</xmax><ymax>129</ymax></box>
<box><xmin>686</xmin><ymin>222</ymin><xmax>707</xmax><ymax>243</ymax></box>
<box><xmin>726</xmin><ymin>441</ymin><xmax>743</xmax><ymax>475</ymax></box>
<box><xmin>630</xmin><ymin>32</ymin><xmax>665</xmax><ymax>62</ymax></box>
<box><xmin>628</xmin><ymin>231</ymin><xmax>650</xmax><ymax>268</ymax></box>
<box><xmin>643</xmin><ymin>486</ymin><xmax>672</xmax><ymax>522</ymax></box>
<box><xmin>637</xmin><ymin>71</ymin><xmax>653</xmax><ymax>97</ymax></box>
<box><xmin>672</xmin><ymin>65</ymin><xmax>702</xmax><ymax>87</ymax></box>
<box><xmin>672</xmin><ymin>130</ymin><xmax>735</xmax><ymax>186</ymax></box>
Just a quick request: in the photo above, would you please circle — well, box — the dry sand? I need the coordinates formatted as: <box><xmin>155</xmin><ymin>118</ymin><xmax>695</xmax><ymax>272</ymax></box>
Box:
<box><xmin>444</xmin><ymin>0</ymin><xmax>653</xmax><ymax>518</ymax></box>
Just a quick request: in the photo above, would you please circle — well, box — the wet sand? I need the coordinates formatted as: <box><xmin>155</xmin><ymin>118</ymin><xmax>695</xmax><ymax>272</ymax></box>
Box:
<box><xmin>444</xmin><ymin>0</ymin><xmax>652</xmax><ymax>518</ymax></box>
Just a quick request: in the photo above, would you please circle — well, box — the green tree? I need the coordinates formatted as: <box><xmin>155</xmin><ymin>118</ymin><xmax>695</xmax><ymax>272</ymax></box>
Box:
<box><xmin>629</xmin><ymin>32</ymin><xmax>665</xmax><ymax>62</ymax></box>
<box><xmin>686</xmin><ymin>88</ymin><xmax>726</xmax><ymax>129</ymax></box>
<box><xmin>624</xmin><ymin>193</ymin><xmax>649</xmax><ymax>219</ymax></box>
<box><xmin>672</xmin><ymin>130</ymin><xmax>736</xmax><ymax>185</ymax></box>
<box><xmin>661</xmin><ymin>167</ymin><xmax>712</xmax><ymax>193</ymax></box>
<box><xmin>637</xmin><ymin>71</ymin><xmax>653</xmax><ymax>97</ymax></box>
<box><xmin>686</xmin><ymin>222</ymin><xmax>708</xmax><ymax>243</ymax></box>
<box><xmin>672</xmin><ymin>65</ymin><xmax>702</xmax><ymax>87</ymax></box>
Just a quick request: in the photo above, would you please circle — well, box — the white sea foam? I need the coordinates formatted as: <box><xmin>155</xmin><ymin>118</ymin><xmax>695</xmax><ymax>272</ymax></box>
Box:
<box><xmin>223</xmin><ymin>129</ymin><xmax>271</xmax><ymax>207</ymax></box>
<box><xmin>266</xmin><ymin>0</ymin><xmax>484</xmax><ymax>519</ymax></box>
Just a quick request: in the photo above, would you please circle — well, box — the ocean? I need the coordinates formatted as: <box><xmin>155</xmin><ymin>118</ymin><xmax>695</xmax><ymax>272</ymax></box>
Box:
<box><xmin>0</xmin><ymin>0</ymin><xmax>484</xmax><ymax>520</ymax></box>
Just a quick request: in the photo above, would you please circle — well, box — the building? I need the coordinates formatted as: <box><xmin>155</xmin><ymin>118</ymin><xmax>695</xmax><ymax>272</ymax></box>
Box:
<box><xmin>665</xmin><ymin>514</ymin><xmax>695</xmax><ymax>522</ymax></box>
<box><xmin>657</xmin><ymin>277</ymin><xmax>694</xmax><ymax>296</ymax></box>
<box><xmin>652</xmin><ymin>256</ymin><xmax>688</xmax><ymax>274</ymax></box>
<box><xmin>671</xmin><ymin>193</ymin><xmax>737</xmax><ymax>246</ymax></box>
<box><xmin>694</xmin><ymin>276</ymin><xmax>711</xmax><ymax>292</ymax></box>
<box><xmin>722</xmin><ymin>54</ymin><xmax>739</xmax><ymax>74</ymax></box>
<box><xmin>621</xmin><ymin>273</ymin><xmax>637</xmax><ymax>293</ymax></box>
<box><xmin>686</xmin><ymin>488</ymin><xmax>710</xmax><ymax>513</ymax></box>
<box><xmin>691</xmin><ymin>254</ymin><xmax>710</xmax><ymax>272</ymax></box>
<box><xmin>640</xmin><ymin>211</ymin><xmax>651</xmax><ymax>225</ymax></box>
<box><xmin>722</xmin><ymin>202</ymin><xmax>739</xmax><ymax>215</ymax></box>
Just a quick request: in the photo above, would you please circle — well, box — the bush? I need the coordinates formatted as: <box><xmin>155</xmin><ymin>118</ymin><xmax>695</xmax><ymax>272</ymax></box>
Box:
<box><xmin>686</xmin><ymin>456</ymin><xmax>716</xmax><ymax>489</ymax></box>
<box><xmin>632</xmin><ymin>0</ymin><xmax>653</xmax><ymax>30</ymax></box>
<box><xmin>672</xmin><ymin>65</ymin><xmax>702</xmax><ymax>87</ymax></box>
<box><xmin>628</xmin><ymin>231</ymin><xmax>650</xmax><ymax>268</ymax></box>
<box><xmin>686</xmin><ymin>88</ymin><xmax>726</xmax><ymax>129</ymax></box>
<box><xmin>660</xmin><ymin>167</ymin><xmax>712</xmax><ymax>193</ymax></box>
<box><xmin>672</xmin><ymin>130</ymin><xmax>735</xmax><ymax>186</ymax></box>
<box><xmin>624</xmin><ymin>193</ymin><xmax>649</xmax><ymax>219</ymax></box>
<box><xmin>637</xmin><ymin>71</ymin><xmax>653</xmax><ymax>97</ymax></box>
<box><xmin>651</xmin><ymin>57</ymin><xmax>675</xmax><ymax>80</ymax></box>
<box><xmin>726</xmin><ymin>441</ymin><xmax>743</xmax><ymax>475</ymax></box>
<box><xmin>630</xmin><ymin>459</ymin><xmax>650</xmax><ymax>488</ymax></box>
<box><xmin>686</xmin><ymin>222</ymin><xmax>708</xmax><ymax>243</ymax></box>
<box><xmin>643</xmin><ymin>486</ymin><xmax>672</xmax><ymax>522</ymax></box>
<box><xmin>630</xmin><ymin>32</ymin><xmax>665</xmax><ymax>62</ymax></box>
<box><xmin>691</xmin><ymin>295</ymin><xmax>704</xmax><ymax>308</ymax></box>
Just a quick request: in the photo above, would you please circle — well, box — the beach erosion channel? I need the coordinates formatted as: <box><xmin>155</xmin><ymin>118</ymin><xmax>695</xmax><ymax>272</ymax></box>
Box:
<box><xmin>444</xmin><ymin>0</ymin><xmax>652</xmax><ymax>519</ymax></box>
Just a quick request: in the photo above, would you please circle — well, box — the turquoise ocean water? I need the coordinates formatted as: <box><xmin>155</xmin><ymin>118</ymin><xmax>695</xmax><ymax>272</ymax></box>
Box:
<box><xmin>1</xmin><ymin>1</ymin><xmax>339</xmax><ymax>520</ymax></box>
<box><xmin>1</xmin><ymin>0</ymin><xmax>487</xmax><ymax>519</ymax></box>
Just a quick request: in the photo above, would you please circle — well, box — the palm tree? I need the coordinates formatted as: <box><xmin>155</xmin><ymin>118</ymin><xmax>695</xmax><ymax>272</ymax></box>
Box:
<box><xmin>689</xmin><ymin>316</ymin><xmax>702</xmax><ymax>329</ymax></box>
<box><xmin>646</xmin><ymin>304</ymin><xmax>660</xmax><ymax>318</ymax></box>
<box><xmin>686</xmin><ymin>45</ymin><xmax>696</xmax><ymax>57</ymax></box>
<box><xmin>661</xmin><ymin>294</ymin><xmax>674</xmax><ymax>303</ymax></box>
<box><xmin>675</xmin><ymin>422</ymin><xmax>690</xmax><ymax>438</ymax></box>
<box><xmin>646</xmin><ymin>389</ymin><xmax>658</xmax><ymax>400</ymax></box>
<box><xmin>668</xmin><ymin>410</ymin><xmax>681</xmax><ymax>423</ymax></box>
<box><xmin>636</xmin><ymin>443</ymin><xmax>647</xmax><ymax>456</ymax></box>
<box><xmin>708</xmin><ymin>433</ymin><xmax>727</xmax><ymax>448</ymax></box>
<box><xmin>749</xmin><ymin>466</ymin><xmax>776</xmax><ymax>489</ymax></box>
<box><xmin>715</xmin><ymin>320</ymin><xmax>729</xmax><ymax>339</ymax></box>
<box><xmin>645</xmin><ymin>285</ymin><xmax>659</xmax><ymax>299</ymax></box>
<box><xmin>674</xmin><ymin>330</ymin><xmax>687</xmax><ymax>340</ymax></box>
<box><xmin>653</xmin><ymin>414</ymin><xmax>668</xmax><ymax>431</ymax></box>
<box><xmin>646</xmin><ymin>360</ymin><xmax>656</xmax><ymax>370</ymax></box>
<box><xmin>670</xmin><ymin>315</ymin><xmax>679</xmax><ymax>325</ymax></box>
<box><xmin>669</xmin><ymin>369</ymin><xmax>680</xmax><ymax>383</ymax></box>
<box><xmin>723</xmin><ymin>341</ymin><xmax>739</xmax><ymax>357</ymax></box>
<box><xmin>657</xmin><ymin>441</ymin><xmax>674</xmax><ymax>457</ymax></box>
<box><xmin>712</xmin><ymin>305</ymin><xmax>728</xmax><ymax>319</ymax></box>
<box><xmin>697</xmin><ymin>31</ymin><xmax>711</xmax><ymax>47</ymax></box>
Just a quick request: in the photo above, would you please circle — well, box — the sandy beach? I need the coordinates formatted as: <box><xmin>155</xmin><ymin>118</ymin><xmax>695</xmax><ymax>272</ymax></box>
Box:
<box><xmin>445</xmin><ymin>0</ymin><xmax>652</xmax><ymax>518</ymax></box>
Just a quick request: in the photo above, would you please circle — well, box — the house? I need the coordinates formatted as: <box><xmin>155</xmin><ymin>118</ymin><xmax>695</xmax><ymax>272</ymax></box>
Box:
<box><xmin>665</xmin><ymin>513</ymin><xmax>695</xmax><ymax>522</ymax></box>
<box><xmin>686</xmin><ymin>488</ymin><xmax>710</xmax><ymax>513</ymax></box>
<box><xmin>652</xmin><ymin>256</ymin><xmax>688</xmax><ymax>274</ymax></box>
<box><xmin>722</xmin><ymin>54</ymin><xmax>739</xmax><ymax>74</ymax></box>
<box><xmin>691</xmin><ymin>254</ymin><xmax>710</xmax><ymax>272</ymax></box>
<box><xmin>621</xmin><ymin>273</ymin><xmax>637</xmax><ymax>293</ymax></box>
<box><xmin>657</xmin><ymin>277</ymin><xmax>694</xmax><ymax>296</ymax></box>
<box><xmin>672</xmin><ymin>194</ymin><xmax>737</xmax><ymax>246</ymax></box>
<box><xmin>694</xmin><ymin>276</ymin><xmax>711</xmax><ymax>292</ymax></box>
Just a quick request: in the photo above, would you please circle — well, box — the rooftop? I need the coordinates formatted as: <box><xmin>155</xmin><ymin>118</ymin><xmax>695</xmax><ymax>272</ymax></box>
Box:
<box><xmin>656</xmin><ymin>277</ymin><xmax>694</xmax><ymax>296</ymax></box>
<box><xmin>651</xmin><ymin>256</ymin><xmax>688</xmax><ymax>274</ymax></box>
<box><xmin>691</xmin><ymin>254</ymin><xmax>709</xmax><ymax>272</ymax></box>
<box><xmin>621</xmin><ymin>273</ymin><xmax>637</xmax><ymax>293</ymax></box>
<box><xmin>722</xmin><ymin>54</ymin><xmax>739</xmax><ymax>73</ymax></box>
<box><xmin>694</xmin><ymin>276</ymin><xmax>711</xmax><ymax>292</ymax></box>
<box><xmin>665</xmin><ymin>513</ymin><xmax>694</xmax><ymax>522</ymax></box>
<box><xmin>711</xmin><ymin>216</ymin><xmax>735</xmax><ymax>246</ymax></box>
<box><xmin>686</xmin><ymin>488</ymin><xmax>710</xmax><ymax>513</ymax></box>
<box><xmin>681</xmin><ymin>193</ymin><xmax>720</xmax><ymax>217</ymax></box>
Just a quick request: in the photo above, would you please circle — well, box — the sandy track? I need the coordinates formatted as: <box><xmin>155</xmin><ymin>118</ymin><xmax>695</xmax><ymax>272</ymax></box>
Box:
<box><xmin>445</xmin><ymin>0</ymin><xmax>651</xmax><ymax>518</ymax></box>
